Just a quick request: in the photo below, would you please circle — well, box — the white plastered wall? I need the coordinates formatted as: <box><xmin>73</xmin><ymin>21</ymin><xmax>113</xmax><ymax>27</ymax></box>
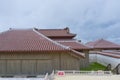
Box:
<box><xmin>89</xmin><ymin>54</ymin><xmax>120</xmax><ymax>69</ymax></box>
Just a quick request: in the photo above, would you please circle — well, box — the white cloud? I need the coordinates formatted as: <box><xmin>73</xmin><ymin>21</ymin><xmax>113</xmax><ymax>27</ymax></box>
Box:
<box><xmin>0</xmin><ymin>0</ymin><xmax>120</xmax><ymax>44</ymax></box>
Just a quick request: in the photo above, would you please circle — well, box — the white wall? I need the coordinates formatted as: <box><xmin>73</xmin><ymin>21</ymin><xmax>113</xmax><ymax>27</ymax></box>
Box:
<box><xmin>89</xmin><ymin>54</ymin><xmax>120</xmax><ymax>69</ymax></box>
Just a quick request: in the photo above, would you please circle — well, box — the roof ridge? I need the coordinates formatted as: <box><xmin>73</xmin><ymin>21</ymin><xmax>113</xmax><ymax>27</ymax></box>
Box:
<box><xmin>0</xmin><ymin>28</ymin><xmax>33</xmax><ymax>34</ymax></box>
<box><xmin>105</xmin><ymin>39</ymin><xmax>120</xmax><ymax>46</ymax></box>
<box><xmin>33</xmin><ymin>29</ymin><xmax>70</xmax><ymax>49</ymax></box>
<box><xmin>96</xmin><ymin>39</ymin><xmax>120</xmax><ymax>46</ymax></box>
<box><xmin>0</xmin><ymin>29</ymin><xmax>18</xmax><ymax>35</ymax></box>
<box><xmin>38</xmin><ymin>29</ymin><xmax>65</xmax><ymax>31</ymax></box>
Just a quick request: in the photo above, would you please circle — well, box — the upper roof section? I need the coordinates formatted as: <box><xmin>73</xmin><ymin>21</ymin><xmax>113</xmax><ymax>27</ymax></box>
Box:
<box><xmin>86</xmin><ymin>39</ymin><xmax>120</xmax><ymax>49</ymax></box>
<box><xmin>0</xmin><ymin>29</ymin><xmax>68</xmax><ymax>52</ymax></box>
<box><xmin>36</xmin><ymin>27</ymin><xmax>76</xmax><ymax>39</ymax></box>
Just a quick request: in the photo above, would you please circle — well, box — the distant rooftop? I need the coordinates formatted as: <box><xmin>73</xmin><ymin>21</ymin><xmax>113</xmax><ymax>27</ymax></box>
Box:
<box><xmin>86</xmin><ymin>39</ymin><xmax>120</xmax><ymax>49</ymax></box>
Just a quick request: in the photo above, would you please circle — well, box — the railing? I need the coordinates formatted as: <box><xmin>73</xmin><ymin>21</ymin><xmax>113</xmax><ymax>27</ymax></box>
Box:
<box><xmin>112</xmin><ymin>63</ymin><xmax>120</xmax><ymax>74</ymax></box>
<box><xmin>49</xmin><ymin>70</ymin><xmax>55</xmax><ymax>80</ymax></box>
<box><xmin>44</xmin><ymin>73</ymin><xmax>49</xmax><ymax>80</ymax></box>
<box><xmin>55</xmin><ymin>70</ymin><xmax>112</xmax><ymax>76</ymax></box>
<box><xmin>44</xmin><ymin>70</ymin><xmax>55</xmax><ymax>80</ymax></box>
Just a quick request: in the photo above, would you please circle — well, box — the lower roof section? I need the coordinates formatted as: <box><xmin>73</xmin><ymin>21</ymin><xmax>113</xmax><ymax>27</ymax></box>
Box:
<box><xmin>58</xmin><ymin>41</ymin><xmax>89</xmax><ymax>50</ymax></box>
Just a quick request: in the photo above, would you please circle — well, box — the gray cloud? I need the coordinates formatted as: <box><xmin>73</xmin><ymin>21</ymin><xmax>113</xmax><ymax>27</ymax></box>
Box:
<box><xmin>0</xmin><ymin>0</ymin><xmax>120</xmax><ymax>44</ymax></box>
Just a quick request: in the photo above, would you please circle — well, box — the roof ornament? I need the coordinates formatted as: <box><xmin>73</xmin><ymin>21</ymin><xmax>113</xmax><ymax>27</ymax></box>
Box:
<box><xmin>78</xmin><ymin>40</ymin><xmax>81</xmax><ymax>42</ymax></box>
<box><xmin>9</xmin><ymin>28</ymin><xmax>12</xmax><ymax>30</ymax></box>
<box><xmin>34</xmin><ymin>27</ymin><xmax>38</xmax><ymax>30</ymax></box>
<box><xmin>64</xmin><ymin>27</ymin><xmax>69</xmax><ymax>33</ymax></box>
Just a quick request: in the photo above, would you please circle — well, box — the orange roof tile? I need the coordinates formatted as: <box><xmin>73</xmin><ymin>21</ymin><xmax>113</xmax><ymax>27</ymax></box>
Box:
<box><xmin>0</xmin><ymin>29</ymin><xmax>67</xmax><ymax>52</ymax></box>
<box><xmin>86</xmin><ymin>39</ymin><xmax>120</xmax><ymax>49</ymax></box>
<box><xmin>0</xmin><ymin>29</ymin><xmax>85</xmax><ymax>58</ymax></box>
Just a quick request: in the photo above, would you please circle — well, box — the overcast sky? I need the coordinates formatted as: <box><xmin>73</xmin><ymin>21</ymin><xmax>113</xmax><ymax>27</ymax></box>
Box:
<box><xmin>0</xmin><ymin>0</ymin><xmax>120</xmax><ymax>44</ymax></box>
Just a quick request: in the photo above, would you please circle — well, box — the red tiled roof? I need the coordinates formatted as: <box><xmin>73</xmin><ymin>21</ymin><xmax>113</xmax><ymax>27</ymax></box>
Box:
<box><xmin>102</xmin><ymin>50</ymin><xmax>120</xmax><ymax>55</ymax></box>
<box><xmin>86</xmin><ymin>39</ymin><xmax>120</xmax><ymax>49</ymax></box>
<box><xmin>97</xmin><ymin>51</ymin><xmax>120</xmax><ymax>58</ymax></box>
<box><xmin>0</xmin><ymin>29</ymin><xmax>67</xmax><ymax>52</ymax></box>
<box><xmin>58</xmin><ymin>41</ymin><xmax>89</xmax><ymax>50</ymax></box>
<box><xmin>0</xmin><ymin>29</ymin><xmax>85</xmax><ymax>58</ymax></box>
<box><xmin>37</xmin><ymin>28</ymin><xmax>76</xmax><ymax>38</ymax></box>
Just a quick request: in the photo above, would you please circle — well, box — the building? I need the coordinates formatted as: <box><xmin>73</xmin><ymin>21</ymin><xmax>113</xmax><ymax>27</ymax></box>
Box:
<box><xmin>0</xmin><ymin>28</ymin><xmax>89</xmax><ymax>76</ymax></box>
<box><xmin>37</xmin><ymin>27</ymin><xmax>90</xmax><ymax>67</ymax></box>
<box><xmin>86</xmin><ymin>39</ymin><xmax>120</xmax><ymax>51</ymax></box>
<box><xmin>86</xmin><ymin>39</ymin><xmax>120</xmax><ymax>68</ymax></box>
